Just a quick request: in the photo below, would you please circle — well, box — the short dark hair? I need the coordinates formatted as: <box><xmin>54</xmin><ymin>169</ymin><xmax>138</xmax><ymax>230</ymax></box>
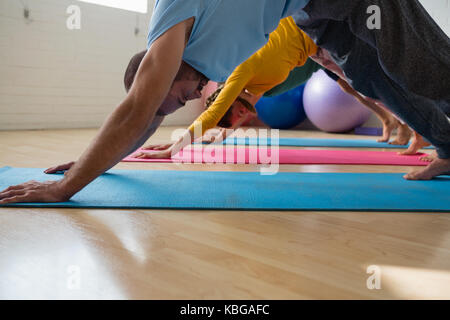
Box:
<box><xmin>205</xmin><ymin>84</ymin><xmax>255</xmax><ymax>128</ymax></box>
<box><xmin>124</xmin><ymin>50</ymin><xmax>208</xmax><ymax>92</ymax></box>
<box><xmin>124</xmin><ymin>50</ymin><xmax>147</xmax><ymax>92</ymax></box>
<box><xmin>205</xmin><ymin>84</ymin><xmax>231</xmax><ymax>127</ymax></box>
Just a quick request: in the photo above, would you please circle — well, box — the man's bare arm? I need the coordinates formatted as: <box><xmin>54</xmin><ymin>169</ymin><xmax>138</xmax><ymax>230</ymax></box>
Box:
<box><xmin>0</xmin><ymin>20</ymin><xmax>189</xmax><ymax>204</ymax></box>
<box><xmin>45</xmin><ymin>115</ymin><xmax>165</xmax><ymax>174</ymax></box>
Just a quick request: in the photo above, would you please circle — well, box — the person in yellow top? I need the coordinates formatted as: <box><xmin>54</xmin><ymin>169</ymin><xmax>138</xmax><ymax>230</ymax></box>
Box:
<box><xmin>187</xmin><ymin>16</ymin><xmax>317</xmax><ymax>135</ymax></box>
<box><xmin>133</xmin><ymin>16</ymin><xmax>413</xmax><ymax>160</ymax></box>
<box><xmin>134</xmin><ymin>17</ymin><xmax>318</xmax><ymax>159</ymax></box>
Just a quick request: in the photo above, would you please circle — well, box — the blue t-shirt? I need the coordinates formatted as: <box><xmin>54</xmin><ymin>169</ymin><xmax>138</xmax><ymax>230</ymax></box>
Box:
<box><xmin>147</xmin><ymin>0</ymin><xmax>310</xmax><ymax>82</ymax></box>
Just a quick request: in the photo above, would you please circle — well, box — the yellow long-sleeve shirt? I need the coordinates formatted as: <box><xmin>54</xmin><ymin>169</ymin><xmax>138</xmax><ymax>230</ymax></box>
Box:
<box><xmin>188</xmin><ymin>17</ymin><xmax>317</xmax><ymax>135</ymax></box>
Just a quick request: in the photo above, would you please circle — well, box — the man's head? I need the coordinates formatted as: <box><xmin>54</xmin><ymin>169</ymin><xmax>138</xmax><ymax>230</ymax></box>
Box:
<box><xmin>124</xmin><ymin>50</ymin><xmax>209</xmax><ymax>115</ymax></box>
<box><xmin>206</xmin><ymin>85</ymin><xmax>258</xmax><ymax>128</ymax></box>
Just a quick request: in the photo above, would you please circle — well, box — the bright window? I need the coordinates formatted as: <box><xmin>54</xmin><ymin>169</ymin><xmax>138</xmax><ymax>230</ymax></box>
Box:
<box><xmin>77</xmin><ymin>0</ymin><xmax>148</xmax><ymax>13</ymax></box>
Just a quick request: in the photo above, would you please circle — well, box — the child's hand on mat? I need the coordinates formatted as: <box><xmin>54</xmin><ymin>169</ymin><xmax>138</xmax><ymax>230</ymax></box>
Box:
<box><xmin>202</xmin><ymin>129</ymin><xmax>227</xmax><ymax>144</ymax></box>
<box><xmin>201</xmin><ymin>134</ymin><xmax>217</xmax><ymax>144</ymax></box>
<box><xmin>133</xmin><ymin>150</ymin><xmax>172</xmax><ymax>159</ymax></box>
<box><xmin>44</xmin><ymin>162</ymin><xmax>75</xmax><ymax>174</ymax></box>
<box><xmin>142</xmin><ymin>143</ymin><xmax>173</xmax><ymax>151</ymax></box>
<box><xmin>0</xmin><ymin>180</ymin><xmax>70</xmax><ymax>204</ymax></box>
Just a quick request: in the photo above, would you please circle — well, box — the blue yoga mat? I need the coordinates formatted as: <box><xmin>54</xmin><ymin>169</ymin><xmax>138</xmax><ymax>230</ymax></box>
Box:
<box><xmin>215</xmin><ymin>137</ymin><xmax>434</xmax><ymax>149</ymax></box>
<box><xmin>0</xmin><ymin>167</ymin><xmax>448</xmax><ymax>212</ymax></box>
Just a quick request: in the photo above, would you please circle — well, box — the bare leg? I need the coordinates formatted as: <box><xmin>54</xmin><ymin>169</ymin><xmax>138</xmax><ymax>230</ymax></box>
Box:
<box><xmin>389</xmin><ymin>122</ymin><xmax>412</xmax><ymax>145</ymax></box>
<box><xmin>310</xmin><ymin>48</ymin><xmax>347</xmax><ymax>80</ymax></box>
<box><xmin>336</xmin><ymin>79</ymin><xmax>411</xmax><ymax>144</ymax></box>
<box><xmin>378</xmin><ymin>117</ymin><xmax>400</xmax><ymax>143</ymax></box>
<box><xmin>399</xmin><ymin>131</ymin><xmax>431</xmax><ymax>155</ymax></box>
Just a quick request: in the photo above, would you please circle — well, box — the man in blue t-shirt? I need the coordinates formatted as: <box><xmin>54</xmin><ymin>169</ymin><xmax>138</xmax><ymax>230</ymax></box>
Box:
<box><xmin>0</xmin><ymin>0</ymin><xmax>310</xmax><ymax>204</ymax></box>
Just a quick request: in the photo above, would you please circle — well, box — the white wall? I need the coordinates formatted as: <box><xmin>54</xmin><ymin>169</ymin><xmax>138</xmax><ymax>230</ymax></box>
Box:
<box><xmin>421</xmin><ymin>0</ymin><xmax>450</xmax><ymax>35</ymax></box>
<box><xmin>0</xmin><ymin>0</ymin><xmax>149</xmax><ymax>129</ymax></box>
<box><xmin>0</xmin><ymin>0</ymin><xmax>204</xmax><ymax>130</ymax></box>
<box><xmin>0</xmin><ymin>0</ymin><xmax>448</xmax><ymax>130</ymax></box>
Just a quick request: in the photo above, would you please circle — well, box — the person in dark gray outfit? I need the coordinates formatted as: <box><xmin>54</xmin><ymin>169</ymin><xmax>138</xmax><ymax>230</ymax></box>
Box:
<box><xmin>295</xmin><ymin>0</ymin><xmax>450</xmax><ymax>180</ymax></box>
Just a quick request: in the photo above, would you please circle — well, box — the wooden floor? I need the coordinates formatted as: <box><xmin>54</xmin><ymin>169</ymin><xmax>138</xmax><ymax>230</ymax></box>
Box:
<box><xmin>0</xmin><ymin>127</ymin><xmax>449</xmax><ymax>299</ymax></box>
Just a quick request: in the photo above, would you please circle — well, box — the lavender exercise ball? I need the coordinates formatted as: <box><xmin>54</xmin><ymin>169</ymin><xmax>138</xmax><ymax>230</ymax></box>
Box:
<box><xmin>303</xmin><ymin>70</ymin><xmax>372</xmax><ymax>133</ymax></box>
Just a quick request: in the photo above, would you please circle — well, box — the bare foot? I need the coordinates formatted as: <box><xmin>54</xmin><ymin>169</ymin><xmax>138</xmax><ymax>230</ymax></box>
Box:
<box><xmin>389</xmin><ymin>123</ymin><xmax>412</xmax><ymax>145</ymax></box>
<box><xmin>377</xmin><ymin>120</ymin><xmax>397</xmax><ymax>143</ymax></box>
<box><xmin>398</xmin><ymin>133</ymin><xmax>431</xmax><ymax>155</ymax></box>
<box><xmin>420</xmin><ymin>150</ymin><xmax>438</xmax><ymax>162</ymax></box>
<box><xmin>404</xmin><ymin>157</ymin><xmax>450</xmax><ymax>180</ymax></box>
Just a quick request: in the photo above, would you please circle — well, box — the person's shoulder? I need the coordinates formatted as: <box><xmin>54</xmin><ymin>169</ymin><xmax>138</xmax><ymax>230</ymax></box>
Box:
<box><xmin>148</xmin><ymin>0</ymin><xmax>200</xmax><ymax>46</ymax></box>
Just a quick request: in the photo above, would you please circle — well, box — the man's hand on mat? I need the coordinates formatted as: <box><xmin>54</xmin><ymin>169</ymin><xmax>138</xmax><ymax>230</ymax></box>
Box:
<box><xmin>142</xmin><ymin>143</ymin><xmax>173</xmax><ymax>151</ymax></box>
<box><xmin>44</xmin><ymin>162</ymin><xmax>75</xmax><ymax>174</ymax></box>
<box><xmin>134</xmin><ymin>150</ymin><xmax>172</xmax><ymax>159</ymax></box>
<box><xmin>0</xmin><ymin>180</ymin><xmax>70</xmax><ymax>204</ymax></box>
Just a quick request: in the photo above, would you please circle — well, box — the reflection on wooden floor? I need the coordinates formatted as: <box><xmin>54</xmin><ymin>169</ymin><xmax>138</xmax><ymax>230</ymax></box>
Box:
<box><xmin>0</xmin><ymin>127</ymin><xmax>449</xmax><ymax>299</ymax></box>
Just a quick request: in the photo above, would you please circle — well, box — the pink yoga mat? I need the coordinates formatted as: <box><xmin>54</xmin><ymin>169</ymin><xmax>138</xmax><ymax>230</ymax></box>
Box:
<box><xmin>123</xmin><ymin>147</ymin><xmax>428</xmax><ymax>166</ymax></box>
